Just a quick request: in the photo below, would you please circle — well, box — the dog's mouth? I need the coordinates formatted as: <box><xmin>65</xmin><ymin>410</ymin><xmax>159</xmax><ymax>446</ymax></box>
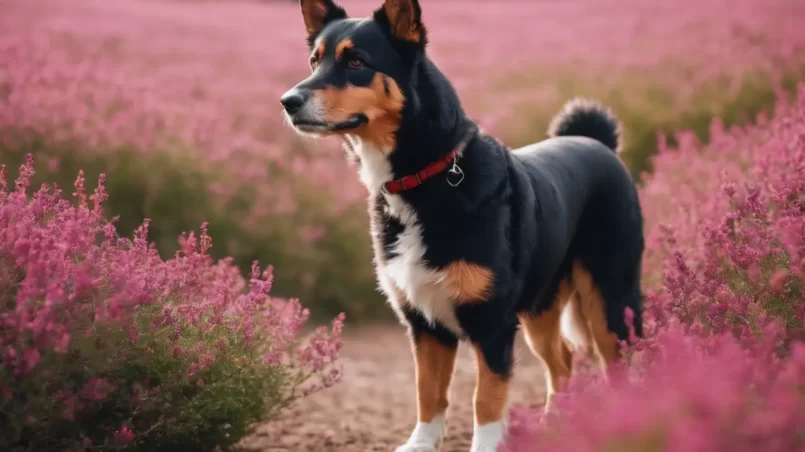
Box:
<box><xmin>292</xmin><ymin>114</ymin><xmax>368</xmax><ymax>134</ymax></box>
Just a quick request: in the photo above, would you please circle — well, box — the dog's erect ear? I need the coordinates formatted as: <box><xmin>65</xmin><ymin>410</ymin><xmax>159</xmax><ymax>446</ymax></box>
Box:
<box><xmin>300</xmin><ymin>0</ymin><xmax>347</xmax><ymax>41</ymax></box>
<box><xmin>377</xmin><ymin>0</ymin><xmax>425</xmax><ymax>44</ymax></box>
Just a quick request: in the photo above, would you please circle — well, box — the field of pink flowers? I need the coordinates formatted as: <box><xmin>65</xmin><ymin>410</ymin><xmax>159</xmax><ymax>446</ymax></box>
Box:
<box><xmin>3</xmin><ymin>88</ymin><xmax>803</xmax><ymax>450</ymax></box>
<box><xmin>2</xmin><ymin>0</ymin><xmax>805</xmax><ymax>319</ymax></box>
<box><xmin>503</xmin><ymin>85</ymin><xmax>805</xmax><ymax>452</ymax></box>
<box><xmin>2</xmin><ymin>1</ymin><xmax>805</xmax><ymax>450</ymax></box>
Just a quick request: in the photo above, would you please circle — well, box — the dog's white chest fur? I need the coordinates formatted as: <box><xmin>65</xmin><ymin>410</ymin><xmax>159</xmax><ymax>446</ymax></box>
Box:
<box><xmin>350</xmin><ymin>135</ymin><xmax>463</xmax><ymax>336</ymax></box>
<box><xmin>385</xmin><ymin>213</ymin><xmax>462</xmax><ymax>335</ymax></box>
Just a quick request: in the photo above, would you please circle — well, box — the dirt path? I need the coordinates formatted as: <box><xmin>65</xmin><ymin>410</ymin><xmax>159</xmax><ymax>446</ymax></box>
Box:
<box><xmin>240</xmin><ymin>325</ymin><xmax>547</xmax><ymax>452</ymax></box>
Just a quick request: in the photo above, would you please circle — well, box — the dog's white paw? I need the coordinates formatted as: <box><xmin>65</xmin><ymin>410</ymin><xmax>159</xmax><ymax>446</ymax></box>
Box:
<box><xmin>469</xmin><ymin>446</ymin><xmax>498</xmax><ymax>452</ymax></box>
<box><xmin>395</xmin><ymin>413</ymin><xmax>446</xmax><ymax>452</ymax></box>
<box><xmin>394</xmin><ymin>444</ymin><xmax>438</xmax><ymax>452</ymax></box>
<box><xmin>469</xmin><ymin>420</ymin><xmax>505</xmax><ymax>452</ymax></box>
<box><xmin>469</xmin><ymin>440</ymin><xmax>503</xmax><ymax>452</ymax></box>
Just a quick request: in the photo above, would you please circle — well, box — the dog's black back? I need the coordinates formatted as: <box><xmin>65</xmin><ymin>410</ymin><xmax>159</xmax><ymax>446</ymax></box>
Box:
<box><xmin>511</xmin><ymin>136</ymin><xmax>644</xmax><ymax>337</ymax></box>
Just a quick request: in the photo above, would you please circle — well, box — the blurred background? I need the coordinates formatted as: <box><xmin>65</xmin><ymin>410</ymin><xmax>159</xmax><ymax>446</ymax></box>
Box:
<box><xmin>3</xmin><ymin>1</ymin><xmax>805</xmax><ymax>451</ymax></box>
<box><xmin>2</xmin><ymin>0</ymin><xmax>804</xmax><ymax>323</ymax></box>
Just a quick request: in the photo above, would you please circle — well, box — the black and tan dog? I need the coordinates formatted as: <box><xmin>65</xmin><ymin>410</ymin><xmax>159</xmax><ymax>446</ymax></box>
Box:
<box><xmin>280</xmin><ymin>1</ymin><xmax>645</xmax><ymax>450</ymax></box>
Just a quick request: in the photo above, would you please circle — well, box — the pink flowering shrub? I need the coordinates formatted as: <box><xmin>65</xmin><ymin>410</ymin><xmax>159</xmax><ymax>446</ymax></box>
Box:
<box><xmin>504</xmin><ymin>324</ymin><xmax>805</xmax><ymax>452</ymax></box>
<box><xmin>0</xmin><ymin>155</ymin><xmax>345</xmax><ymax>451</ymax></box>
<box><xmin>644</xmin><ymin>86</ymin><xmax>805</xmax><ymax>337</ymax></box>
<box><xmin>3</xmin><ymin>0</ymin><xmax>805</xmax><ymax>177</ymax></box>
<box><xmin>502</xmin><ymin>87</ymin><xmax>805</xmax><ymax>451</ymax></box>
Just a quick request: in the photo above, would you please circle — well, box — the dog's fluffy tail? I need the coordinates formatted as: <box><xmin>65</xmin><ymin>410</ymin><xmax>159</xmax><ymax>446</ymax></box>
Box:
<box><xmin>547</xmin><ymin>98</ymin><xmax>622</xmax><ymax>153</ymax></box>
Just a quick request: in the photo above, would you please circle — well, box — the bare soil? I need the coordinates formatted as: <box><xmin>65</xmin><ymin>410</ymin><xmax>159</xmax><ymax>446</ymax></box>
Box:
<box><xmin>240</xmin><ymin>325</ymin><xmax>547</xmax><ymax>452</ymax></box>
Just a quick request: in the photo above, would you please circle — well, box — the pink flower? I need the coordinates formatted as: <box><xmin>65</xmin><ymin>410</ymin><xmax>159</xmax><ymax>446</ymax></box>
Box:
<box><xmin>46</xmin><ymin>158</ymin><xmax>59</xmax><ymax>173</ymax></box>
<box><xmin>113</xmin><ymin>426</ymin><xmax>135</xmax><ymax>445</ymax></box>
<box><xmin>21</xmin><ymin>348</ymin><xmax>40</xmax><ymax>374</ymax></box>
<box><xmin>80</xmin><ymin>377</ymin><xmax>112</xmax><ymax>402</ymax></box>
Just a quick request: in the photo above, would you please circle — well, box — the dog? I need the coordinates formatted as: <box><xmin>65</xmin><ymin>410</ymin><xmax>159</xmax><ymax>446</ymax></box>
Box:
<box><xmin>280</xmin><ymin>1</ymin><xmax>645</xmax><ymax>450</ymax></box>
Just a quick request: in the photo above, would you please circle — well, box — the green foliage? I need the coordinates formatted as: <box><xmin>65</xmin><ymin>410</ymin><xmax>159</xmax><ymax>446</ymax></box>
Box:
<box><xmin>2</xmin><ymin>307</ymin><xmax>299</xmax><ymax>452</ymax></box>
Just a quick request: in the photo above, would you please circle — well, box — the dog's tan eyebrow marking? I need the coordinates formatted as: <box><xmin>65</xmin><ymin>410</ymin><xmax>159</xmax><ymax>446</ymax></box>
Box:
<box><xmin>316</xmin><ymin>41</ymin><xmax>326</xmax><ymax>60</ymax></box>
<box><xmin>335</xmin><ymin>38</ymin><xmax>354</xmax><ymax>60</ymax></box>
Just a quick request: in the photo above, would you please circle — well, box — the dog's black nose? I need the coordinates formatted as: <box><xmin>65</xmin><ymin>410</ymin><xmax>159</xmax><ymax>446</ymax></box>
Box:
<box><xmin>280</xmin><ymin>90</ymin><xmax>308</xmax><ymax>114</ymax></box>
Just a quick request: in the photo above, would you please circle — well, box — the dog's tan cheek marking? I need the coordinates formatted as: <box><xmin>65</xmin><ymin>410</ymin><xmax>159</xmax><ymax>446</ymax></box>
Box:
<box><xmin>335</xmin><ymin>38</ymin><xmax>353</xmax><ymax>60</ymax></box>
<box><xmin>472</xmin><ymin>343</ymin><xmax>510</xmax><ymax>425</ymax></box>
<box><xmin>316</xmin><ymin>73</ymin><xmax>404</xmax><ymax>151</ymax></box>
<box><xmin>413</xmin><ymin>334</ymin><xmax>458</xmax><ymax>422</ymax></box>
<box><xmin>360</xmin><ymin>73</ymin><xmax>404</xmax><ymax>151</ymax></box>
<box><xmin>315</xmin><ymin>86</ymin><xmax>354</xmax><ymax>123</ymax></box>
<box><xmin>571</xmin><ymin>260</ymin><xmax>620</xmax><ymax>365</ymax></box>
<box><xmin>443</xmin><ymin>260</ymin><xmax>494</xmax><ymax>304</ymax></box>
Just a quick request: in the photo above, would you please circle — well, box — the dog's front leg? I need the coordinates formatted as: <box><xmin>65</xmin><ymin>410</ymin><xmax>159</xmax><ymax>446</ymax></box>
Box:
<box><xmin>469</xmin><ymin>328</ymin><xmax>516</xmax><ymax>452</ymax></box>
<box><xmin>396</xmin><ymin>308</ymin><xmax>459</xmax><ymax>452</ymax></box>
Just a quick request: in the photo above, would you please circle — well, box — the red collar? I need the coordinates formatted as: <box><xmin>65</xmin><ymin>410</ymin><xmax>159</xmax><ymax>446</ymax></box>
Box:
<box><xmin>382</xmin><ymin>128</ymin><xmax>475</xmax><ymax>194</ymax></box>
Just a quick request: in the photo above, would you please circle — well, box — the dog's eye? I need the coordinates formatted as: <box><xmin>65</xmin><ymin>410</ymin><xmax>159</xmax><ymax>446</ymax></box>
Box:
<box><xmin>309</xmin><ymin>56</ymin><xmax>318</xmax><ymax>69</ymax></box>
<box><xmin>347</xmin><ymin>56</ymin><xmax>365</xmax><ymax>69</ymax></box>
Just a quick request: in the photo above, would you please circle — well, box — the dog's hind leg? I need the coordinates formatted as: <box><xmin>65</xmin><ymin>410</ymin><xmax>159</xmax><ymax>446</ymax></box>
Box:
<box><xmin>560</xmin><ymin>289</ymin><xmax>596</xmax><ymax>359</ymax></box>
<box><xmin>570</xmin><ymin>260</ymin><xmax>634</xmax><ymax>371</ymax></box>
<box><xmin>518</xmin><ymin>280</ymin><xmax>574</xmax><ymax>412</ymax></box>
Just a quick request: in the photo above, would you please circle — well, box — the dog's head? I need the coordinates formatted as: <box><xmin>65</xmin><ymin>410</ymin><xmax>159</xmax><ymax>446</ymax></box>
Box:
<box><xmin>281</xmin><ymin>0</ymin><xmax>426</xmax><ymax>151</ymax></box>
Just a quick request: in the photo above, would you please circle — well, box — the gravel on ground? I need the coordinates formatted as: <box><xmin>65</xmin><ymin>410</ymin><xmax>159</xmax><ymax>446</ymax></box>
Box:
<box><xmin>241</xmin><ymin>325</ymin><xmax>548</xmax><ymax>452</ymax></box>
